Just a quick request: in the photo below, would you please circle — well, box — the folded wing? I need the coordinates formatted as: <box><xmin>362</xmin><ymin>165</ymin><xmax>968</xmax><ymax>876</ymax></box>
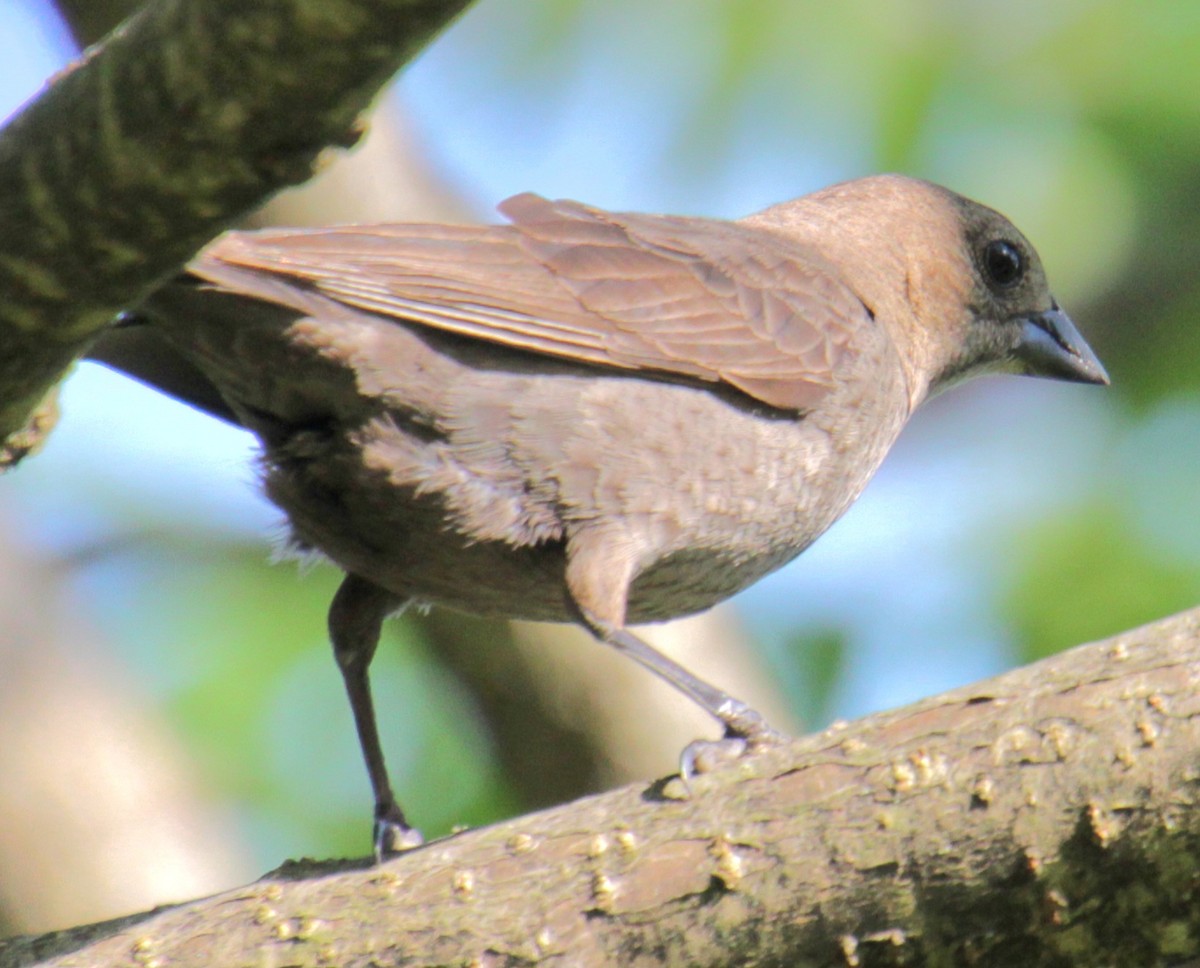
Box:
<box><xmin>195</xmin><ymin>194</ymin><xmax>874</xmax><ymax>412</ymax></box>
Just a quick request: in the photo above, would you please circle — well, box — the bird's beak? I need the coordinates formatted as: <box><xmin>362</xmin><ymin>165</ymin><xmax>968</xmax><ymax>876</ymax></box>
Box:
<box><xmin>1014</xmin><ymin>303</ymin><xmax>1110</xmax><ymax>386</ymax></box>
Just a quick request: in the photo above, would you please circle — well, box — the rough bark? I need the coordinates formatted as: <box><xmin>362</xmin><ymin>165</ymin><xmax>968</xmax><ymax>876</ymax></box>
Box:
<box><xmin>0</xmin><ymin>0</ymin><xmax>472</xmax><ymax>461</ymax></box>
<box><xmin>4</xmin><ymin>606</ymin><xmax>1199</xmax><ymax>967</ymax></box>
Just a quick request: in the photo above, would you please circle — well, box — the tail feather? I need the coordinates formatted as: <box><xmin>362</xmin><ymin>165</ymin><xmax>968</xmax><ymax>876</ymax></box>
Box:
<box><xmin>86</xmin><ymin>315</ymin><xmax>242</xmax><ymax>425</ymax></box>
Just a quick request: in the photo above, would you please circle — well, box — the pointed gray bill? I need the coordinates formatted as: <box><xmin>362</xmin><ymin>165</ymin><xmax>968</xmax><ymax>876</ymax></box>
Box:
<box><xmin>1016</xmin><ymin>304</ymin><xmax>1110</xmax><ymax>385</ymax></box>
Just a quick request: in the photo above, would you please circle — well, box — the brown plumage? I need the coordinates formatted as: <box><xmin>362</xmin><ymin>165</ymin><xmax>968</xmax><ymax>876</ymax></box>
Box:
<box><xmin>90</xmin><ymin>174</ymin><xmax>1108</xmax><ymax>858</ymax></box>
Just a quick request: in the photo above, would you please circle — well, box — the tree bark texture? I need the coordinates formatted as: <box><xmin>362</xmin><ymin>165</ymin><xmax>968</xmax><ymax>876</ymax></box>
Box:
<box><xmin>4</xmin><ymin>606</ymin><xmax>1199</xmax><ymax>967</ymax></box>
<box><xmin>0</xmin><ymin>0</ymin><xmax>472</xmax><ymax>459</ymax></box>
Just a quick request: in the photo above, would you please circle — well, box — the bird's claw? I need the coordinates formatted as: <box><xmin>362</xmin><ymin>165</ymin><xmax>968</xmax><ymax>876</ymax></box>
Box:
<box><xmin>678</xmin><ymin>703</ymin><xmax>786</xmax><ymax>788</ymax></box>
<box><xmin>374</xmin><ymin>807</ymin><xmax>424</xmax><ymax>862</ymax></box>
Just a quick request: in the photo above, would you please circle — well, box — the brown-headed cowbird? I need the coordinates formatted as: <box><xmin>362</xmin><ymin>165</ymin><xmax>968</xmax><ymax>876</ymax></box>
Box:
<box><xmin>89</xmin><ymin>174</ymin><xmax>1108</xmax><ymax>858</ymax></box>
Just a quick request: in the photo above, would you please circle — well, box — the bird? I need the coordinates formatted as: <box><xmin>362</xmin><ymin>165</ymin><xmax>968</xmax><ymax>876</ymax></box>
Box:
<box><xmin>88</xmin><ymin>173</ymin><xmax>1109</xmax><ymax>859</ymax></box>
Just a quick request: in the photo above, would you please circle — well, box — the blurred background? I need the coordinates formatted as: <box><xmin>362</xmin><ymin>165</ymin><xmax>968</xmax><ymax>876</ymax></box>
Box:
<box><xmin>2</xmin><ymin>0</ymin><xmax>1198</xmax><ymax>935</ymax></box>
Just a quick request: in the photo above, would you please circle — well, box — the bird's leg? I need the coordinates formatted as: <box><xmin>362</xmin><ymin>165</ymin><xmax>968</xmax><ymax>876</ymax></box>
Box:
<box><xmin>580</xmin><ymin>615</ymin><xmax>786</xmax><ymax>780</ymax></box>
<box><xmin>328</xmin><ymin>573</ymin><xmax>423</xmax><ymax>860</ymax></box>
<box><xmin>567</xmin><ymin>537</ymin><xmax>785</xmax><ymax>780</ymax></box>
<box><xmin>592</xmin><ymin>620</ymin><xmax>775</xmax><ymax>738</ymax></box>
<box><xmin>564</xmin><ymin>534</ymin><xmax>782</xmax><ymax>777</ymax></box>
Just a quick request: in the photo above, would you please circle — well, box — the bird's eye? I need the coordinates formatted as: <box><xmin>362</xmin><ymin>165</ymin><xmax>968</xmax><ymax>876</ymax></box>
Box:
<box><xmin>983</xmin><ymin>239</ymin><xmax>1024</xmax><ymax>290</ymax></box>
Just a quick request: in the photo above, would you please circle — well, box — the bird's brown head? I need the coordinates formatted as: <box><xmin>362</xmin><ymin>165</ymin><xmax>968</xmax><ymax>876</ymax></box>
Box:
<box><xmin>744</xmin><ymin>174</ymin><xmax>1109</xmax><ymax>409</ymax></box>
<box><xmin>931</xmin><ymin>186</ymin><xmax>1109</xmax><ymax>396</ymax></box>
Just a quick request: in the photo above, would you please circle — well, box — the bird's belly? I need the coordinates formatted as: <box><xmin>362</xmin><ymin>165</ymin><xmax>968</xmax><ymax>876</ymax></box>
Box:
<box><xmin>623</xmin><ymin>543</ymin><xmax>802</xmax><ymax>623</ymax></box>
<box><xmin>264</xmin><ymin>431</ymin><xmax>577</xmax><ymax>622</ymax></box>
<box><xmin>270</xmin><ymin>445</ymin><xmax>809</xmax><ymax>626</ymax></box>
<box><xmin>260</xmin><ymin>342</ymin><xmax>907</xmax><ymax>627</ymax></box>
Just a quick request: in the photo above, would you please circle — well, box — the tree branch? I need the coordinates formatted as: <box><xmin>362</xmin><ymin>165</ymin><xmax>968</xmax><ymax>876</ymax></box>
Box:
<box><xmin>0</xmin><ymin>0</ymin><xmax>472</xmax><ymax>459</ymax></box>
<box><xmin>5</xmin><ymin>606</ymin><xmax>1199</xmax><ymax>967</ymax></box>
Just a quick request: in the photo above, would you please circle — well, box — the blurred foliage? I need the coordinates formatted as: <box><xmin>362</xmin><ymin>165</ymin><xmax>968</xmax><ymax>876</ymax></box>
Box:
<box><xmin>87</xmin><ymin>540</ymin><xmax>518</xmax><ymax>860</ymax></box>
<box><xmin>1006</xmin><ymin>502</ymin><xmax>1200</xmax><ymax>664</ymax></box>
<box><xmin>8</xmin><ymin>0</ymin><xmax>1199</xmax><ymax>873</ymax></box>
<box><xmin>776</xmin><ymin>628</ymin><xmax>848</xmax><ymax>731</ymax></box>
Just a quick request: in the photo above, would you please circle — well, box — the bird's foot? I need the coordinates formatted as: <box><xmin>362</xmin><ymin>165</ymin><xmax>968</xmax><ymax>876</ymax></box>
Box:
<box><xmin>374</xmin><ymin>803</ymin><xmax>424</xmax><ymax>862</ymax></box>
<box><xmin>679</xmin><ymin>699</ymin><xmax>786</xmax><ymax>785</ymax></box>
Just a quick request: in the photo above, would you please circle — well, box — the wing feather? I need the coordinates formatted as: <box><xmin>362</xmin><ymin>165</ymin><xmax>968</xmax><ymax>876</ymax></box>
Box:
<box><xmin>194</xmin><ymin>194</ymin><xmax>873</xmax><ymax>411</ymax></box>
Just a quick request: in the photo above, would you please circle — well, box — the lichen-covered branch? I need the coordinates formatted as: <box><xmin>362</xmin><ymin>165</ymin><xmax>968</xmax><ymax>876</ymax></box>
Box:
<box><xmin>0</xmin><ymin>0</ymin><xmax>472</xmax><ymax>459</ymax></box>
<box><xmin>4</xmin><ymin>606</ymin><xmax>1199</xmax><ymax>967</ymax></box>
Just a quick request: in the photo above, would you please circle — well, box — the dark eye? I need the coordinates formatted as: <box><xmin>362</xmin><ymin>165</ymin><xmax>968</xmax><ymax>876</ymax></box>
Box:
<box><xmin>983</xmin><ymin>239</ymin><xmax>1024</xmax><ymax>289</ymax></box>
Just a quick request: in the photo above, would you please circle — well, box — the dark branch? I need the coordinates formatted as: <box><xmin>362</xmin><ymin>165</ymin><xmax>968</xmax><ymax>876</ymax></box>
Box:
<box><xmin>0</xmin><ymin>0</ymin><xmax>472</xmax><ymax>458</ymax></box>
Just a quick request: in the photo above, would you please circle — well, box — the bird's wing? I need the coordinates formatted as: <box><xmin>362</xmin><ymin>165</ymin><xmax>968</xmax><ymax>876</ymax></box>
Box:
<box><xmin>194</xmin><ymin>194</ymin><xmax>875</xmax><ymax>411</ymax></box>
